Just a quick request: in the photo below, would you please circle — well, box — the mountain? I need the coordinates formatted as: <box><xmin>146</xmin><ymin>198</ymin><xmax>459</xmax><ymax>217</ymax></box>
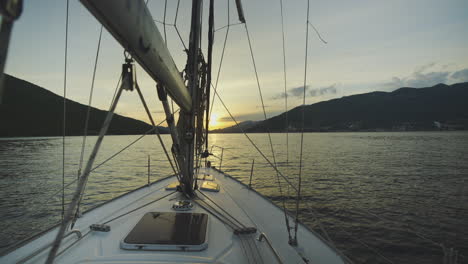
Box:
<box><xmin>211</xmin><ymin>120</ymin><xmax>259</xmax><ymax>133</ymax></box>
<box><xmin>0</xmin><ymin>74</ymin><xmax>168</xmax><ymax>137</ymax></box>
<box><xmin>246</xmin><ymin>82</ymin><xmax>468</xmax><ymax>132</ymax></box>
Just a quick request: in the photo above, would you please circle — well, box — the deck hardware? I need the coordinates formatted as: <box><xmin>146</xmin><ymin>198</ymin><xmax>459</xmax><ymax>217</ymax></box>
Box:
<box><xmin>257</xmin><ymin>233</ymin><xmax>284</xmax><ymax>263</ymax></box>
<box><xmin>121</xmin><ymin>56</ymin><xmax>135</xmax><ymax>91</ymax></box>
<box><xmin>248</xmin><ymin>159</ymin><xmax>255</xmax><ymax>188</ymax></box>
<box><xmin>234</xmin><ymin>227</ymin><xmax>257</xmax><ymax>235</ymax></box>
<box><xmin>147</xmin><ymin>155</ymin><xmax>150</xmax><ymax>186</ymax></box>
<box><xmin>172</xmin><ymin>200</ymin><xmax>193</xmax><ymax>211</ymax></box>
<box><xmin>219</xmin><ymin>148</ymin><xmax>224</xmax><ymax>170</ymax></box>
<box><xmin>90</xmin><ymin>224</ymin><xmax>111</xmax><ymax>232</ymax></box>
<box><xmin>200</xmin><ymin>181</ymin><xmax>220</xmax><ymax>192</ymax></box>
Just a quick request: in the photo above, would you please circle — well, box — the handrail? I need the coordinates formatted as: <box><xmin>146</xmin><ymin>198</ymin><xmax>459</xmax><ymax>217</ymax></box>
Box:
<box><xmin>17</xmin><ymin>230</ymin><xmax>82</xmax><ymax>264</ymax></box>
<box><xmin>257</xmin><ymin>233</ymin><xmax>284</xmax><ymax>264</ymax></box>
<box><xmin>210</xmin><ymin>145</ymin><xmax>224</xmax><ymax>170</ymax></box>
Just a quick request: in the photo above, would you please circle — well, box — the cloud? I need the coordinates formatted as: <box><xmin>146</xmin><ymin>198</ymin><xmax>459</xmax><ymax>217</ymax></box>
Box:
<box><xmin>272</xmin><ymin>85</ymin><xmax>309</xmax><ymax>99</ymax></box>
<box><xmin>451</xmin><ymin>68</ymin><xmax>468</xmax><ymax>83</ymax></box>
<box><xmin>384</xmin><ymin>63</ymin><xmax>468</xmax><ymax>90</ymax></box>
<box><xmin>308</xmin><ymin>84</ymin><xmax>337</xmax><ymax>97</ymax></box>
<box><xmin>272</xmin><ymin>84</ymin><xmax>337</xmax><ymax>100</ymax></box>
<box><xmin>289</xmin><ymin>86</ymin><xmax>309</xmax><ymax>97</ymax></box>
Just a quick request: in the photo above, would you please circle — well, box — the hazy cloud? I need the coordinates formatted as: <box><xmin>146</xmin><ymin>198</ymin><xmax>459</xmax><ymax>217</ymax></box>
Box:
<box><xmin>308</xmin><ymin>84</ymin><xmax>338</xmax><ymax>97</ymax></box>
<box><xmin>290</xmin><ymin>86</ymin><xmax>309</xmax><ymax>97</ymax></box>
<box><xmin>384</xmin><ymin>63</ymin><xmax>468</xmax><ymax>89</ymax></box>
<box><xmin>272</xmin><ymin>84</ymin><xmax>337</xmax><ymax>100</ymax></box>
<box><xmin>451</xmin><ymin>68</ymin><xmax>468</xmax><ymax>82</ymax></box>
<box><xmin>272</xmin><ymin>85</ymin><xmax>309</xmax><ymax>100</ymax></box>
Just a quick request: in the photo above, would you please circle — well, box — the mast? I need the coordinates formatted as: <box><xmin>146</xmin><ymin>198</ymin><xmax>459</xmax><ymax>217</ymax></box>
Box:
<box><xmin>79</xmin><ymin>0</ymin><xmax>209</xmax><ymax>196</ymax></box>
<box><xmin>177</xmin><ymin>0</ymin><xmax>203</xmax><ymax>196</ymax></box>
<box><xmin>0</xmin><ymin>0</ymin><xmax>23</xmax><ymax>103</ymax></box>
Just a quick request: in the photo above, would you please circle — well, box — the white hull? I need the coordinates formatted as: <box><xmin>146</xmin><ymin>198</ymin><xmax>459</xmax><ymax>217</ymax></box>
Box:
<box><xmin>1</xmin><ymin>167</ymin><xmax>346</xmax><ymax>263</ymax></box>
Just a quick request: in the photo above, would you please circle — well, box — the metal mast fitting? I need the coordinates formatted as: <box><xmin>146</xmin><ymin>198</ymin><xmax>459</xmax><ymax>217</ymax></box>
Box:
<box><xmin>234</xmin><ymin>0</ymin><xmax>246</xmax><ymax>23</ymax></box>
<box><xmin>80</xmin><ymin>0</ymin><xmax>192</xmax><ymax>112</ymax></box>
<box><xmin>177</xmin><ymin>0</ymin><xmax>203</xmax><ymax>196</ymax></box>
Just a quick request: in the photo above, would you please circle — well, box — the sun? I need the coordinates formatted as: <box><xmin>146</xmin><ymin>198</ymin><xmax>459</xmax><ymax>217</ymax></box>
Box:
<box><xmin>209</xmin><ymin>113</ymin><xmax>219</xmax><ymax>128</ymax></box>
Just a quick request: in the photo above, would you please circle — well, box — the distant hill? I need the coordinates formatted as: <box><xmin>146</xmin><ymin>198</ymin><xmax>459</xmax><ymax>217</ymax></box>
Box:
<box><xmin>219</xmin><ymin>82</ymin><xmax>468</xmax><ymax>133</ymax></box>
<box><xmin>0</xmin><ymin>74</ymin><xmax>168</xmax><ymax>137</ymax></box>
<box><xmin>211</xmin><ymin>120</ymin><xmax>259</xmax><ymax>133</ymax></box>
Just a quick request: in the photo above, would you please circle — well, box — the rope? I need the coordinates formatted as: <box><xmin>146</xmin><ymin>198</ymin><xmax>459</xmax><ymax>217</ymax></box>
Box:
<box><xmin>243</xmin><ymin>20</ymin><xmax>284</xmax><ymax>197</ymax></box>
<box><xmin>78</xmin><ymin>25</ymin><xmax>103</xmax><ymax>184</ymax></box>
<box><xmin>338</xmin><ymin>228</ymin><xmax>394</xmax><ymax>264</ymax></box>
<box><xmin>279</xmin><ymin>0</ymin><xmax>289</xmax><ymax>165</ymax></box>
<box><xmin>238</xmin><ymin>236</ymin><xmax>255</xmax><ymax>264</ymax></box>
<box><xmin>293</xmin><ymin>0</ymin><xmax>310</xmax><ymax>242</ymax></box>
<box><xmin>208</xmin><ymin>0</ymin><xmax>230</xmax><ymax>124</ymax></box>
<box><xmin>214</xmin><ymin>22</ymin><xmax>243</xmax><ymax>32</ymax></box>
<box><xmin>245</xmin><ymin>235</ymin><xmax>264</xmax><ymax>264</ymax></box>
<box><xmin>243</xmin><ymin>19</ymin><xmax>293</xmax><ymax>242</ymax></box>
<box><xmin>173</xmin><ymin>0</ymin><xmax>187</xmax><ymax>50</ymax></box>
<box><xmin>61</xmin><ymin>0</ymin><xmax>70</xmax><ymax>221</ymax></box>
<box><xmin>194</xmin><ymin>191</ymin><xmax>265</xmax><ymax>264</ymax></box>
<box><xmin>277</xmin><ymin>0</ymin><xmax>295</xmax><ymax>243</ymax></box>
<box><xmin>212</xmin><ymin>88</ymin><xmax>297</xmax><ymax>193</ymax></box>
<box><xmin>357</xmin><ymin>208</ymin><xmax>461</xmax><ymax>254</ymax></box>
<box><xmin>134</xmin><ymin>71</ymin><xmax>178</xmax><ymax>177</ymax></box>
<box><xmin>46</xmin><ymin>73</ymin><xmax>125</xmax><ymax>264</ymax></box>
<box><xmin>197</xmin><ymin>190</ymin><xmax>247</xmax><ymax>228</ymax></box>
<box><xmin>308</xmin><ymin>21</ymin><xmax>328</xmax><ymax>44</ymax></box>
<box><xmin>14</xmin><ymin>113</ymin><xmax>175</xmax><ymax>216</ymax></box>
<box><xmin>102</xmin><ymin>191</ymin><xmax>177</xmax><ymax>225</ymax></box>
<box><xmin>204</xmin><ymin>0</ymin><xmax>214</xmax><ymax>152</ymax></box>
<box><xmin>193</xmin><ymin>198</ymin><xmax>240</xmax><ymax>231</ymax></box>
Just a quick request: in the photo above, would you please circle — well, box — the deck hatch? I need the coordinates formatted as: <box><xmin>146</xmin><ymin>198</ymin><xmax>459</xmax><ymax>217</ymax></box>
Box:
<box><xmin>121</xmin><ymin>212</ymin><xmax>208</xmax><ymax>251</ymax></box>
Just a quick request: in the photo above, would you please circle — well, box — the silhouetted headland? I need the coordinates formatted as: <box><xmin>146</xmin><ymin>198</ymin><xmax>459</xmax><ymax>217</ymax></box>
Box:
<box><xmin>0</xmin><ymin>74</ymin><xmax>168</xmax><ymax>137</ymax></box>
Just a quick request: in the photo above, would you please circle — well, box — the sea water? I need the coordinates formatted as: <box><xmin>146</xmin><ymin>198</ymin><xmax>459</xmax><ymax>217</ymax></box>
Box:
<box><xmin>1</xmin><ymin>132</ymin><xmax>467</xmax><ymax>263</ymax></box>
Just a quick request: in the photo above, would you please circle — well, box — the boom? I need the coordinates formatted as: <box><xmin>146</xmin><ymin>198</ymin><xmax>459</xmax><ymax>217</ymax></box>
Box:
<box><xmin>80</xmin><ymin>0</ymin><xmax>192</xmax><ymax>111</ymax></box>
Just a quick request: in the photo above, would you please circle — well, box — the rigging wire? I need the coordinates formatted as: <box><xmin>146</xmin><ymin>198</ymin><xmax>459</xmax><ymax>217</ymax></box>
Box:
<box><xmin>278</xmin><ymin>0</ymin><xmax>295</xmax><ymax>243</ymax></box>
<box><xmin>338</xmin><ymin>227</ymin><xmax>394</xmax><ymax>264</ymax></box>
<box><xmin>91</xmin><ymin>111</ymin><xmax>179</xmax><ymax>173</ymax></box>
<box><xmin>208</xmin><ymin>0</ymin><xmax>230</xmax><ymax>125</ymax></box>
<box><xmin>243</xmin><ymin>19</ymin><xmax>292</xmax><ymax>242</ymax></box>
<box><xmin>212</xmin><ymin>87</ymin><xmax>297</xmax><ymax>192</ymax></box>
<box><xmin>173</xmin><ymin>0</ymin><xmax>187</xmax><ymax>51</ymax></box>
<box><xmin>204</xmin><ymin>0</ymin><xmax>214</xmax><ymax>151</ymax></box>
<box><xmin>214</xmin><ymin>22</ymin><xmax>243</xmax><ymax>32</ymax></box>
<box><xmin>279</xmin><ymin>0</ymin><xmax>289</xmax><ymax>165</ymax></box>
<box><xmin>21</xmin><ymin>113</ymin><xmax>176</xmax><ymax>214</ymax></box>
<box><xmin>61</xmin><ymin>0</ymin><xmax>70</xmax><ymax>221</ymax></box>
<box><xmin>293</xmin><ymin>0</ymin><xmax>310</xmax><ymax>243</ymax></box>
<box><xmin>133</xmin><ymin>69</ymin><xmax>179</xmax><ymax>177</ymax></box>
<box><xmin>77</xmin><ymin>25</ymin><xmax>103</xmax><ymax>179</ymax></box>
<box><xmin>46</xmin><ymin>70</ymin><xmax>125</xmax><ymax>264</ymax></box>
<box><xmin>308</xmin><ymin>21</ymin><xmax>328</xmax><ymax>44</ymax></box>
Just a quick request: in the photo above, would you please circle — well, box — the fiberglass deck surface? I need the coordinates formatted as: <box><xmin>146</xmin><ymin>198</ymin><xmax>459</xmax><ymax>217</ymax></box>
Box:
<box><xmin>1</xmin><ymin>167</ymin><xmax>346</xmax><ymax>264</ymax></box>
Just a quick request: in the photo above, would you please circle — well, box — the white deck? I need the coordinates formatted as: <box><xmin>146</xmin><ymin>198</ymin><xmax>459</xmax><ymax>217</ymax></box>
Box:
<box><xmin>1</xmin><ymin>167</ymin><xmax>347</xmax><ymax>264</ymax></box>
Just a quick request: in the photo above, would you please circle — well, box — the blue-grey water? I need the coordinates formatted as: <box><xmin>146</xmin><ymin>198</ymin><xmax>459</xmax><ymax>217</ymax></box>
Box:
<box><xmin>1</xmin><ymin>132</ymin><xmax>467</xmax><ymax>263</ymax></box>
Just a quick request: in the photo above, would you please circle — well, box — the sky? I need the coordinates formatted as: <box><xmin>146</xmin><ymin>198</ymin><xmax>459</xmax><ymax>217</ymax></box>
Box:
<box><xmin>4</xmin><ymin>0</ymin><xmax>468</xmax><ymax>129</ymax></box>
